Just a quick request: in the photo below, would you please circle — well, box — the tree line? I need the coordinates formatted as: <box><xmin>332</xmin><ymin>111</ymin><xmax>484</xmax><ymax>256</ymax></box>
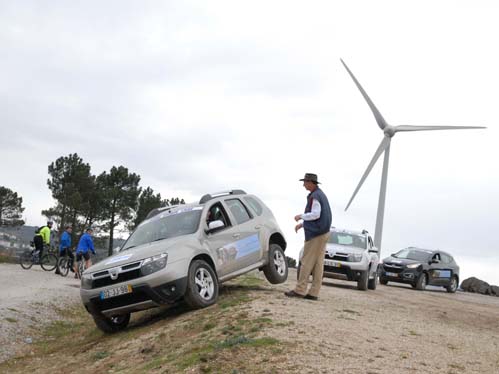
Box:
<box><xmin>1</xmin><ymin>153</ymin><xmax>184</xmax><ymax>256</ymax></box>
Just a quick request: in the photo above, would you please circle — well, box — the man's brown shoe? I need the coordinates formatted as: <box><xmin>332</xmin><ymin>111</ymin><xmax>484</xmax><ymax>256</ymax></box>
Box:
<box><xmin>304</xmin><ymin>294</ymin><xmax>318</xmax><ymax>301</ymax></box>
<box><xmin>284</xmin><ymin>290</ymin><xmax>304</xmax><ymax>298</ymax></box>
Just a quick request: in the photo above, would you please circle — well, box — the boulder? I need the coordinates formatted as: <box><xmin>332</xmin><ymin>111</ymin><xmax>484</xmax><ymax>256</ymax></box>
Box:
<box><xmin>460</xmin><ymin>277</ymin><xmax>490</xmax><ymax>295</ymax></box>
<box><xmin>490</xmin><ymin>285</ymin><xmax>499</xmax><ymax>296</ymax></box>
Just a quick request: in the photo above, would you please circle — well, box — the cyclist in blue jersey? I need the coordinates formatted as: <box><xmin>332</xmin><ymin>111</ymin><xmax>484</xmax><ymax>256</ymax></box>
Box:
<box><xmin>75</xmin><ymin>228</ymin><xmax>95</xmax><ymax>276</ymax></box>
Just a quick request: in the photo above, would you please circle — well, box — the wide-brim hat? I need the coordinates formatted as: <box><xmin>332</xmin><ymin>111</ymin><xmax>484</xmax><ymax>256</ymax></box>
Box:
<box><xmin>299</xmin><ymin>173</ymin><xmax>320</xmax><ymax>184</ymax></box>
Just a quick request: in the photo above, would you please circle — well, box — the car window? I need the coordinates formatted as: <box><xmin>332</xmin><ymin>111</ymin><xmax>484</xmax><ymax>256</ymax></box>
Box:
<box><xmin>225</xmin><ymin>199</ymin><xmax>252</xmax><ymax>224</ymax></box>
<box><xmin>441</xmin><ymin>254</ymin><xmax>451</xmax><ymax>264</ymax></box>
<box><xmin>207</xmin><ymin>203</ymin><xmax>231</xmax><ymax>228</ymax></box>
<box><xmin>329</xmin><ymin>232</ymin><xmax>367</xmax><ymax>249</ymax></box>
<box><xmin>243</xmin><ymin>196</ymin><xmax>263</xmax><ymax>216</ymax></box>
<box><xmin>122</xmin><ymin>208</ymin><xmax>202</xmax><ymax>250</ymax></box>
<box><xmin>393</xmin><ymin>248</ymin><xmax>431</xmax><ymax>261</ymax></box>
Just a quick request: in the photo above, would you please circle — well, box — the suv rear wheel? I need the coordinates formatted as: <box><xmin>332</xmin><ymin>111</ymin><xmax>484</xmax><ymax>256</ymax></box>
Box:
<box><xmin>184</xmin><ymin>260</ymin><xmax>219</xmax><ymax>309</ymax></box>
<box><xmin>92</xmin><ymin>313</ymin><xmax>130</xmax><ymax>333</ymax></box>
<box><xmin>446</xmin><ymin>275</ymin><xmax>458</xmax><ymax>293</ymax></box>
<box><xmin>263</xmin><ymin>244</ymin><xmax>288</xmax><ymax>284</ymax></box>
<box><xmin>368</xmin><ymin>269</ymin><xmax>377</xmax><ymax>290</ymax></box>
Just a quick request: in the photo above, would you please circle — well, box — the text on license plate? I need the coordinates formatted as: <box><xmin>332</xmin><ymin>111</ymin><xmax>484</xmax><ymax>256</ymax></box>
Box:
<box><xmin>324</xmin><ymin>260</ymin><xmax>341</xmax><ymax>268</ymax></box>
<box><xmin>385</xmin><ymin>272</ymin><xmax>398</xmax><ymax>277</ymax></box>
<box><xmin>100</xmin><ymin>284</ymin><xmax>132</xmax><ymax>300</ymax></box>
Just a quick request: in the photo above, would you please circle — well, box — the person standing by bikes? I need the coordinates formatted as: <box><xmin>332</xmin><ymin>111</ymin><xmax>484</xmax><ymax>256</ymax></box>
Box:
<box><xmin>56</xmin><ymin>225</ymin><xmax>74</xmax><ymax>275</ymax></box>
<box><xmin>75</xmin><ymin>227</ymin><xmax>95</xmax><ymax>277</ymax></box>
<box><xmin>35</xmin><ymin>221</ymin><xmax>53</xmax><ymax>259</ymax></box>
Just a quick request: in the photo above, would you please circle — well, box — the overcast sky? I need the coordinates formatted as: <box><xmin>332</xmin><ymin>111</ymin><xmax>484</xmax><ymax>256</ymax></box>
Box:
<box><xmin>1</xmin><ymin>1</ymin><xmax>498</xmax><ymax>284</ymax></box>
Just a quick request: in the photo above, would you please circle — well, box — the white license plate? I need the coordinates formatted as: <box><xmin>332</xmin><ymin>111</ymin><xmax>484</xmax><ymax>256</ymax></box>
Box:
<box><xmin>385</xmin><ymin>272</ymin><xmax>398</xmax><ymax>277</ymax></box>
<box><xmin>100</xmin><ymin>284</ymin><xmax>132</xmax><ymax>300</ymax></box>
<box><xmin>324</xmin><ymin>259</ymin><xmax>341</xmax><ymax>268</ymax></box>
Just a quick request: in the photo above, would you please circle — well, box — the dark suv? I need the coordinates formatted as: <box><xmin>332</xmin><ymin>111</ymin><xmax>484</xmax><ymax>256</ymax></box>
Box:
<box><xmin>379</xmin><ymin>247</ymin><xmax>459</xmax><ymax>293</ymax></box>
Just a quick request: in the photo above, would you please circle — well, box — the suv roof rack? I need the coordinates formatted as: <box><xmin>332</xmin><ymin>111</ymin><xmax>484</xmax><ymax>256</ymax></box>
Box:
<box><xmin>199</xmin><ymin>189</ymin><xmax>247</xmax><ymax>204</ymax></box>
<box><xmin>145</xmin><ymin>205</ymin><xmax>179</xmax><ymax>220</ymax></box>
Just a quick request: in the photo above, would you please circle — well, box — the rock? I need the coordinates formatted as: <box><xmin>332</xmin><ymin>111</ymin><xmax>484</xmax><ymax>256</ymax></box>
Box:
<box><xmin>460</xmin><ymin>277</ymin><xmax>499</xmax><ymax>296</ymax></box>
<box><xmin>490</xmin><ymin>285</ymin><xmax>499</xmax><ymax>296</ymax></box>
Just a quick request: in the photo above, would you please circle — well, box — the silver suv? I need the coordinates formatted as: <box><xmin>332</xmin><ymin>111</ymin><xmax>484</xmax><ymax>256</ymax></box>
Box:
<box><xmin>80</xmin><ymin>190</ymin><xmax>288</xmax><ymax>332</ymax></box>
<box><xmin>298</xmin><ymin>227</ymin><xmax>379</xmax><ymax>290</ymax></box>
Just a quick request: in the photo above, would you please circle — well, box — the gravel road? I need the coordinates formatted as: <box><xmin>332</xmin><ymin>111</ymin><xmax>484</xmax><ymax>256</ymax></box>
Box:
<box><xmin>250</xmin><ymin>269</ymin><xmax>499</xmax><ymax>373</ymax></box>
<box><xmin>0</xmin><ymin>263</ymin><xmax>81</xmax><ymax>362</ymax></box>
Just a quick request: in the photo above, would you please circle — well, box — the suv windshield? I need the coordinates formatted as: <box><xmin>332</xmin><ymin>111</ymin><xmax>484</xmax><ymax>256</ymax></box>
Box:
<box><xmin>329</xmin><ymin>232</ymin><xmax>367</xmax><ymax>249</ymax></box>
<box><xmin>122</xmin><ymin>208</ymin><xmax>202</xmax><ymax>250</ymax></box>
<box><xmin>393</xmin><ymin>248</ymin><xmax>431</xmax><ymax>261</ymax></box>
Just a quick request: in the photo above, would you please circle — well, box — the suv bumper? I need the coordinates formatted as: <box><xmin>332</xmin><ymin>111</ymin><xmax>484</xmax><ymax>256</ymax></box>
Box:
<box><xmin>323</xmin><ymin>260</ymin><xmax>368</xmax><ymax>282</ymax></box>
<box><xmin>83</xmin><ymin>277</ymin><xmax>188</xmax><ymax>317</ymax></box>
<box><xmin>380</xmin><ymin>267</ymin><xmax>420</xmax><ymax>284</ymax></box>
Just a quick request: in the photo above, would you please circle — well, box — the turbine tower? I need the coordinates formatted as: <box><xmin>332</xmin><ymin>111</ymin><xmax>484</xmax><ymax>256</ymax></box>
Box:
<box><xmin>341</xmin><ymin>59</ymin><xmax>485</xmax><ymax>255</ymax></box>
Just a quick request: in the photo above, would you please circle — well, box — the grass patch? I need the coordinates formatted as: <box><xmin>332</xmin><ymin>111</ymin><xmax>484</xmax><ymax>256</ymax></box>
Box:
<box><xmin>1</xmin><ymin>272</ymin><xmax>289</xmax><ymax>374</ymax></box>
<box><xmin>92</xmin><ymin>351</ymin><xmax>109</xmax><ymax>360</ymax></box>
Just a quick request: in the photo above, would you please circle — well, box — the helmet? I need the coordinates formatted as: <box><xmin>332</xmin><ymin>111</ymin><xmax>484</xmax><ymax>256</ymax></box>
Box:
<box><xmin>47</xmin><ymin>220</ymin><xmax>54</xmax><ymax>225</ymax></box>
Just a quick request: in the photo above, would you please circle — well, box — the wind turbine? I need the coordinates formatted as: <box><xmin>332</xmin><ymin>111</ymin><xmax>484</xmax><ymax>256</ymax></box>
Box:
<box><xmin>341</xmin><ymin>58</ymin><xmax>486</xmax><ymax>254</ymax></box>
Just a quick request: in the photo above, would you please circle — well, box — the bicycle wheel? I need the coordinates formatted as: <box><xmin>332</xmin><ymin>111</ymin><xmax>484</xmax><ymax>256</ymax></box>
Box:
<box><xmin>20</xmin><ymin>250</ymin><xmax>34</xmax><ymax>270</ymax></box>
<box><xmin>40</xmin><ymin>253</ymin><xmax>58</xmax><ymax>271</ymax></box>
<box><xmin>57</xmin><ymin>257</ymin><xmax>70</xmax><ymax>277</ymax></box>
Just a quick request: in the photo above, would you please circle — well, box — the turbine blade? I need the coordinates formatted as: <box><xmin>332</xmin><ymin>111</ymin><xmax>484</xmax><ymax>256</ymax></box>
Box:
<box><xmin>345</xmin><ymin>136</ymin><xmax>391</xmax><ymax>211</ymax></box>
<box><xmin>395</xmin><ymin>125</ymin><xmax>486</xmax><ymax>132</ymax></box>
<box><xmin>340</xmin><ymin>58</ymin><xmax>388</xmax><ymax>130</ymax></box>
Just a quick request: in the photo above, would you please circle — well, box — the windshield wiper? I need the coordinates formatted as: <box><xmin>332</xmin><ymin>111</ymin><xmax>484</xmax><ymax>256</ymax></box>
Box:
<box><xmin>151</xmin><ymin>237</ymin><xmax>169</xmax><ymax>243</ymax></box>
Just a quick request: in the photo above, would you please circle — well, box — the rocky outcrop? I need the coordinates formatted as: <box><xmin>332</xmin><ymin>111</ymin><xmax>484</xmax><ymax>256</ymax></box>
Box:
<box><xmin>460</xmin><ymin>277</ymin><xmax>499</xmax><ymax>297</ymax></box>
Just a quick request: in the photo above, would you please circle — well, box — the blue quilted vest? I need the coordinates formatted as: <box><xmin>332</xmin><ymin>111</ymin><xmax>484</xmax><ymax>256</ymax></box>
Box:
<box><xmin>303</xmin><ymin>187</ymin><xmax>332</xmax><ymax>242</ymax></box>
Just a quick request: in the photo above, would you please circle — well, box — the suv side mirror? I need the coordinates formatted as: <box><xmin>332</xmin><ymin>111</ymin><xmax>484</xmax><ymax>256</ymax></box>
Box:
<box><xmin>206</xmin><ymin>220</ymin><xmax>225</xmax><ymax>234</ymax></box>
<box><xmin>368</xmin><ymin>247</ymin><xmax>379</xmax><ymax>253</ymax></box>
<box><xmin>430</xmin><ymin>259</ymin><xmax>440</xmax><ymax>264</ymax></box>
<box><xmin>113</xmin><ymin>246</ymin><xmax>121</xmax><ymax>254</ymax></box>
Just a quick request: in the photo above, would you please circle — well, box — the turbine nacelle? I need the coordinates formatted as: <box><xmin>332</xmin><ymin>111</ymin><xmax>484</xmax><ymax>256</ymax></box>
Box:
<box><xmin>383</xmin><ymin>125</ymin><xmax>396</xmax><ymax>138</ymax></box>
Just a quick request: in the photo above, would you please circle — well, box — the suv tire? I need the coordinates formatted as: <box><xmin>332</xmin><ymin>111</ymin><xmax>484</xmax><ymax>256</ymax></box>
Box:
<box><xmin>184</xmin><ymin>260</ymin><xmax>219</xmax><ymax>309</ymax></box>
<box><xmin>446</xmin><ymin>275</ymin><xmax>458</xmax><ymax>293</ymax></box>
<box><xmin>415</xmin><ymin>272</ymin><xmax>427</xmax><ymax>290</ymax></box>
<box><xmin>263</xmin><ymin>244</ymin><xmax>288</xmax><ymax>284</ymax></box>
<box><xmin>368</xmin><ymin>270</ymin><xmax>377</xmax><ymax>290</ymax></box>
<box><xmin>357</xmin><ymin>270</ymin><xmax>368</xmax><ymax>291</ymax></box>
<box><xmin>92</xmin><ymin>313</ymin><xmax>130</xmax><ymax>333</ymax></box>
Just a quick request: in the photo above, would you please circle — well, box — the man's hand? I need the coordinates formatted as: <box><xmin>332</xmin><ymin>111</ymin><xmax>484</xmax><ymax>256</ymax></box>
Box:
<box><xmin>295</xmin><ymin>223</ymin><xmax>303</xmax><ymax>233</ymax></box>
<box><xmin>294</xmin><ymin>214</ymin><xmax>302</xmax><ymax>222</ymax></box>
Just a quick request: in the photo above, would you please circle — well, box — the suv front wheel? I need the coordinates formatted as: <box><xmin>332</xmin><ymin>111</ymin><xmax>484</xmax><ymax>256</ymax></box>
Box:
<box><xmin>184</xmin><ymin>259</ymin><xmax>219</xmax><ymax>309</ymax></box>
<box><xmin>263</xmin><ymin>244</ymin><xmax>288</xmax><ymax>284</ymax></box>
<box><xmin>92</xmin><ymin>313</ymin><xmax>130</xmax><ymax>333</ymax></box>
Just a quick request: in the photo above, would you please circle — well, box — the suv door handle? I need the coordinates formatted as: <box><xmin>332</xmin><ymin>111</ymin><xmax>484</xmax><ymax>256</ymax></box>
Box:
<box><xmin>232</xmin><ymin>233</ymin><xmax>240</xmax><ymax>238</ymax></box>
<box><xmin>254</xmin><ymin>225</ymin><xmax>262</xmax><ymax>230</ymax></box>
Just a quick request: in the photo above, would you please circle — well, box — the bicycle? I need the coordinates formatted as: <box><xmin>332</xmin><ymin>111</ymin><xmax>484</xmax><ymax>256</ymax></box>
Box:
<box><xmin>75</xmin><ymin>251</ymin><xmax>93</xmax><ymax>279</ymax></box>
<box><xmin>20</xmin><ymin>245</ymin><xmax>58</xmax><ymax>271</ymax></box>
<box><xmin>56</xmin><ymin>248</ymin><xmax>75</xmax><ymax>277</ymax></box>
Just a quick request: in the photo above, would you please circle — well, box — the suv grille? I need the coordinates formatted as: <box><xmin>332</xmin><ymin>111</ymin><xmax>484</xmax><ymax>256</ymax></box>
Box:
<box><xmin>90</xmin><ymin>261</ymin><xmax>143</xmax><ymax>289</ymax></box>
<box><xmin>325</xmin><ymin>253</ymin><xmax>350</xmax><ymax>262</ymax></box>
<box><xmin>383</xmin><ymin>263</ymin><xmax>404</xmax><ymax>273</ymax></box>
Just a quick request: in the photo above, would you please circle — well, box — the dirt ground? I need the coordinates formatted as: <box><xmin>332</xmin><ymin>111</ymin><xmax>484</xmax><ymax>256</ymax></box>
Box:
<box><xmin>1</xmin><ymin>264</ymin><xmax>499</xmax><ymax>373</ymax></box>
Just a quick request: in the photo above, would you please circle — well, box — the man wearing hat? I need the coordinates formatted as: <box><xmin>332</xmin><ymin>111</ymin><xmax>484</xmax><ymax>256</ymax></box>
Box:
<box><xmin>285</xmin><ymin>173</ymin><xmax>332</xmax><ymax>301</ymax></box>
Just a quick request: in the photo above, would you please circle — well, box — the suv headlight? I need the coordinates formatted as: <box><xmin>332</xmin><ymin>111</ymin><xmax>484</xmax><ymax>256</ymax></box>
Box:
<box><xmin>349</xmin><ymin>253</ymin><xmax>363</xmax><ymax>262</ymax></box>
<box><xmin>406</xmin><ymin>263</ymin><xmax>421</xmax><ymax>269</ymax></box>
<box><xmin>81</xmin><ymin>274</ymin><xmax>93</xmax><ymax>289</ymax></box>
<box><xmin>141</xmin><ymin>253</ymin><xmax>168</xmax><ymax>276</ymax></box>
